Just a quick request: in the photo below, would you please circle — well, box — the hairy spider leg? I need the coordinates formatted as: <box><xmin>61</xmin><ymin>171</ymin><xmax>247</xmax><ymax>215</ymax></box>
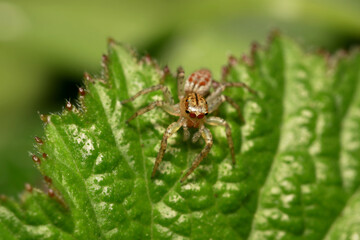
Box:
<box><xmin>152</xmin><ymin>117</ymin><xmax>186</xmax><ymax>178</ymax></box>
<box><xmin>177</xmin><ymin>67</ymin><xmax>185</xmax><ymax>100</ymax></box>
<box><xmin>206</xmin><ymin>116</ymin><xmax>235</xmax><ymax>164</ymax></box>
<box><xmin>181</xmin><ymin>127</ymin><xmax>213</xmax><ymax>182</ymax></box>
<box><xmin>121</xmin><ymin>84</ymin><xmax>180</xmax><ymax>122</ymax></box>
<box><xmin>126</xmin><ymin>101</ymin><xmax>179</xmax><ymax>123</ymax></box>
<box><xmin>121</xmin><ymin>84</ymin><xmax>174</xmax><ymax>105</ymax></box>
<box><xmin>183</xmin><ymin>123</ymin><xmax>190</xmax><ymax>141</ymax></box>
<box><xmin>207</xmin><ymin>95</ymin><xmax>245</xmax><ymax>123</ymax></box>
<box><xmin>223</xmin><ymin>82</ymin><xmax>257</xmax><ymax>95</ymax></box>
<box><xmin>207</xmin><ymin>81</ymin><xmax>257</xmax><ymax>103</ymax></box>
<box><xmin>206</xmin><ymin>81</ymin><xmax>256</xmax><ymax>123</ymax></box>
<box><xmin>192</xmin><ymin>130</ymin><xmax>202</xmax><ymax>143</ymax></box>
<box><xmin>223</xmin><ymin>96</ymin><xmax>245</xmax><ymax>122</ymax></box>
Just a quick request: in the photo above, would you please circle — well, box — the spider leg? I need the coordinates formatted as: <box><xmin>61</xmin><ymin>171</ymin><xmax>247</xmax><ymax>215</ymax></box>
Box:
<box><xmin>181</xmin><ymin>127</ymin><xmax>213</xmax><ymax>182</ymax></box>
<box><xmin>206</xmin><ymin>85</ymin><xmax>224</xmax><ymax>103</ymax></box>
<box><xmin>223</xmin><ymin>95</ymin><xmax>245</xmax><ymax>123</ymax></box>
<box><xmin>152</xmin><ymin>117</ymin><xmax>186</xmax><ymax>178</ymax></box>
<box><xmin>223</xmin><ymin>82</ymin><xmax>257</xmax><ymax>95</ymax></box>
<box><xmin>126</xmin><ymin>101</ymin><xmax>179</xmax><ymax>123</ymax></box>
<box><xmin>177</xmin><ymin>67</ymin><xmax>185</xmax><ymax>100</ymax></box>
<box><xmin>206</xmin><ymin>81</ymin><xmax>256</xmax><ymax>103</ymax></box>
<box><xmin>192</xmin><ymin>130</ymin><xmax>202</xmax><ymax>143</ymax></box>
<box><xmin>207</xmin><ymin>95</ymin><xmax>245</xmax><ymax>123</ymax></box>
<box><xmin>207</xmin><ymin>95</ymin><xmax>224</xmax><ymax>113</ymax></box>
<box><xmin>183</xmin><ymin>124</ymin><xmax>190</xmax><ymax>141</ymax></box>
<box><xmin>206</xmin><ymin>116</ymin><xmax>235</xmax><ymax>164</ymax></box>
<box><xmin>121</xmin><ymin>84</ymin><xmax>174</xmax><ymax>105</ymax></box>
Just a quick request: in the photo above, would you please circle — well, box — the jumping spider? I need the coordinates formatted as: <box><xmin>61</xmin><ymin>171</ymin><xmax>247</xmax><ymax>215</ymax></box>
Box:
<box><xmin>121</xmin><ymin>68</ymin><xmax>256</xmax><ymax>182</ymax></box>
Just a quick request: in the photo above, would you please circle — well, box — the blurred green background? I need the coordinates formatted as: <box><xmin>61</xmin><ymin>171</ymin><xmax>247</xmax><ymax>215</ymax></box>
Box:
<box><xmin>1</xmin><ymin>0</ymin><xmax>360</xmax><ymax>197</ymax></box>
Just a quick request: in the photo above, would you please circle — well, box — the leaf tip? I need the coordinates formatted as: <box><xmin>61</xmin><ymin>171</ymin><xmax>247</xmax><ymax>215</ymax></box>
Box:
<box><xmin>102</xmin><ymin>53</ymin><xmax>109</xmax><ymax>64</ymax></box>
<box><xmin>31</xmin><ymin>154</ymin><xmax>41</xmax><ymax>164</ymax></box>
<box><xmin>107</xmin><ymin>37</ymin><xmax>116</xmax><ymax>46</ymax></box>
<box><xmin>65</xmin><ymin>101</ymin><xmax>73</xmax><ymax>111</ymax></box>
<box><xmin>84</xmin><ymin>72</ymin><xmax>94</xmax><ymax>83</ymax></box>
<box><xmin>161</xmin><ymin>65</ymin><xmax>171</xmax><ymax>83</ymax></box>
<box><xmin>143</xmin><ymin>54</ymin><xmax>153</xmax><ymax>65</ymax></box>
<box><xmin>34</xmin><ymin>136</ymin><xmax>43</xmax><ymax>145</ymax></box>
<box><xmin>48</xmin><ymin>189</ymin><xmax>55</xmax><ymax>198</ymax></box>
<box><xmin>25</xmin><ymin>183</ymin><xmax>33</xmax><ymax>193</ymax></box>
<box><xmin>251</xmin><ymin>41</ymin><xmax>260</xmax><ymax>56</ymax></box>
<box><xmin>221</xmin><ymin>65</ymin><xmax>229</xmax><ymax>81</ymax></box>
<box><xmin>228</xmin><ymin>55</ymin><xmax>238</xmax><ymax>67</ymax></box>
<box><xmin>0</xmin><ymin>194</ymin><xmax>6</xmax><ymax>202</ymax></box>
<box><xmin>163</xmin><ymin>65</ymin><xmax>170</xmax><ymax>75</ymax></box>
<box><xmin>177</xmin><ymin>66</ymin><xmax>184</xmax><ymax>74</ymax></box>
<box><xmin>267</xmin><ymin>28</ymin><xmax>281</xmax><ymax>43</ymax></box>
<box><xmin>78</xmin><ymin>87</ymin><xmax>86</xmax><ymax>96</ymax></box>
<box><xmin>39</xmin><ymin>113</ymin><xmax>50</xmax><ymax>124</ymax></box>
<box><xmin>44</xmin><ymin>175</ymin><xmax>52</xmax><ymax>184</ymax></box>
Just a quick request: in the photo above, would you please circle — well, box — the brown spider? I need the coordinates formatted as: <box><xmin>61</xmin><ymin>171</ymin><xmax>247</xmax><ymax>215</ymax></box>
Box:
<box><xmin>121</xmin><ymin>68</ymin><xmax>256</xmax><ymax>182</ymax></box>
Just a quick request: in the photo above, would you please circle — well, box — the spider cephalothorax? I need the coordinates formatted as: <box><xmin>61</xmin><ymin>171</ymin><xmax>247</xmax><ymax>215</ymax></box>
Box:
<box><xmin>121</xmin><ymin>67</ymin><xmax>256</xmax><ymax>182</ymax></box>
<box><xmin>180</xmin><ymin>93</ymin><xmax>208</xmax><ymax>128</ymax></box>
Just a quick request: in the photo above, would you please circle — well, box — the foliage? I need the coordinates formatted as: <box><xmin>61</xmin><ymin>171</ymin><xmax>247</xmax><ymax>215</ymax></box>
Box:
<box><xmin>1</xmin><ymin>35</ymin><xmax>360</xmax><ymax>239</ymax></box>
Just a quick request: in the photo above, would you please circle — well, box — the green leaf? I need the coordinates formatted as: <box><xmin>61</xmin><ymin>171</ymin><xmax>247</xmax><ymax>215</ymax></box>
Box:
<box><xmin>1</xmin><ymin>35</ymin><xmax>360</xmax><ymax>240</ymax></box>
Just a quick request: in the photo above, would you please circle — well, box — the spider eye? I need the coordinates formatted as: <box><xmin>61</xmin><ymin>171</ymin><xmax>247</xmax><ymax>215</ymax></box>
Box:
<box><xmin>197</xmin><ymin>114</ymin><xmax>205</xmax><ymax>119</ymax></box>
<box><xmin>189</xmin><ymin>112</ymin><xmax>196</xmax><ymax>118</ymax></box>
<box><xmin>185</xmin><ymin>110</ymin><xmax>190</xmax><ymax>113</ymax></box>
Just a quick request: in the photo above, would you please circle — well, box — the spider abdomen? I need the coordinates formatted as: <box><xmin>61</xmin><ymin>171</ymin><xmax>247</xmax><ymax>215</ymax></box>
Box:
<box><xmin>184</xmin><ymin>69</ymin><xmax>212</xmax><ymax>96</ymax></box>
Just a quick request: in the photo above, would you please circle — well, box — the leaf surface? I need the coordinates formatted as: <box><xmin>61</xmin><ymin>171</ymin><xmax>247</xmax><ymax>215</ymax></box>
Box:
<box><xmin>1</xmin><ymin>36</ymin><xmax>360</xmax><ymax>240</ymax></box>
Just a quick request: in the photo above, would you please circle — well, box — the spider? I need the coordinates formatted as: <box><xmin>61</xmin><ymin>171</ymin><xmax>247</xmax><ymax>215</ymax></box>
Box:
<box><xmin>121</xmin><ymin>67</ymin><xmax>256</xmax><ymax>182</ymax></box>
